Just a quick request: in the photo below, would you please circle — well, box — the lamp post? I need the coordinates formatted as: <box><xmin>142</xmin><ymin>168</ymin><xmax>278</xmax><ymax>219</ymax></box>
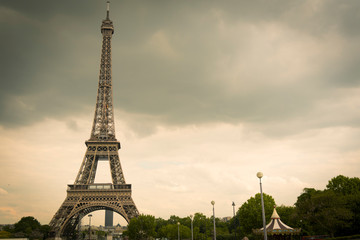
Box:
<box><xmin>88</xmin><ymin>214</ymin><xmax>92</xmax><ymax>240</ymax></box>
<box><xmin>232</xmin><ymin>202</ymin><xmax>237</xmax><ymax>240</ymax></box>
<box><xmin>257</xmin><ymin>172</ymin><xmax>267</xmax><ymax>240</ymax></box>
<box><xmin>211</xmin><ymin>201</ymin><xmax>216</xmax><ymax>240</ymax></box>
<box><xmin>190</xmin><ymin>215</ymin><xmax>194</xmax><ymax>240</ymax></box>
<box><xmin>177</xmin><ymin>222</ymin><xmax>180</xmax><ymax>240</ymax></box>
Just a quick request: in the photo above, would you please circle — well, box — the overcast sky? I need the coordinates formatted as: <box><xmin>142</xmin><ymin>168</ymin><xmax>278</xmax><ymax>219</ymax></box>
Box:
<box><xmin>1</xmin><ymin>0</ymin><xmax>360</xmax><ymax>226</ymax></box>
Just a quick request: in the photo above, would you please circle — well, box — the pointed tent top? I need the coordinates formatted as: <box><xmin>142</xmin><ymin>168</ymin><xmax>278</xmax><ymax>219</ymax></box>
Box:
<box><xmin>271</xmin><ymin>206</ymin><xmax>280</xmax><ymax>219</ymax></box>
<box><xmin>256</xmin><ymin>205</ymin><xmax>298</xmax><ymax>233</ymax></box>
<box><xmin>106</xmin><ymin>1</ymin><xmax>110</xmax><ymax>20</ymax></box>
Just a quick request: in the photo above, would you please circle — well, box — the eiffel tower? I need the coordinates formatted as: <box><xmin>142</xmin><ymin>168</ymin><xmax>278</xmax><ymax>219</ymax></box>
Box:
<box><xmin>49</xmin><ymin>2</ymin><xmax>139</xmax><ymax>239</ymax></box>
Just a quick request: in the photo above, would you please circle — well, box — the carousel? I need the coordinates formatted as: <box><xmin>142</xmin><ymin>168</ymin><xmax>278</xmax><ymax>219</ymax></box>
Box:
<box><xmin>253</xmin><ymin>206</ymin><xmax>301</xmax><ymax>240</ymax></box>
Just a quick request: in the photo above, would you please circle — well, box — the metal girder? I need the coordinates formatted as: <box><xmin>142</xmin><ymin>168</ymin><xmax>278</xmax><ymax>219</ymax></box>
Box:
<box><xmin>74</xmin><ymin>142</ymin><xmax>125</xmax><ymax>185</ymax></box>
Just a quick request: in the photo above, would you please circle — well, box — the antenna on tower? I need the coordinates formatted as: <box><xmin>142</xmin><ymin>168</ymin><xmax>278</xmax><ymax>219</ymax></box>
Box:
<box><xmin>106</xmin><ymin>1</ymin><xmax>110</xmax><ymax>20</ymax></box>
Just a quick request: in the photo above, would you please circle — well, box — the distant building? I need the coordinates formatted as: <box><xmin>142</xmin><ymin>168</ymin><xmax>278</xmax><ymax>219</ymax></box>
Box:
<box><xmin>105</xmin><ymin>210</ymin><xmax>114</xmax><ymax>227</ymax></box>
<box><xmin>221</xmin><ymin>216</ymin><xmax>232</xmax><ymax>222</ymax></box>
<box><xmin>80</xmin><ymin>223</ymin><xmax>127</xmax><ymax>240</ymax></box>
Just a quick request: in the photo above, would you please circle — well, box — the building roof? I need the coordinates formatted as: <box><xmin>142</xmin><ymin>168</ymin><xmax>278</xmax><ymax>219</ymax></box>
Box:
<box><xmin>253</xmin><ymin>206</ymin><xmax>301</xmax><ymax>235</ymax></box>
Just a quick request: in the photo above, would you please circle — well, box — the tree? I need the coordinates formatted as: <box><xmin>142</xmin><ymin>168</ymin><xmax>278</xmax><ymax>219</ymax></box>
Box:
<box><xmin>214</xmin><ymin>218</ymin><xmax>230</xmax><ymax>236</ymax></box>
<box><xmin>40</xmin><ymin>224</ymin><xmax>51</xmax><ymax>239</ymax></box>
<box><xmin>155</xmin><ymin>217</ymin><xmax>168</xmax><ymax>238</ymax></box>
<box><xmin>276</xmin><ymin>205</ymin><xmax>298</xmax><ymax>228</ymax></box>
<box><xmin>235</xmin><ymin>193</ymin><xmax>275</xmax><ymax>237</ymax></box>
<box><xmin>326</xmin><ymin>175</ymin><xmax>360</xmax><ymax>195</ymax></box>
<box><xmin>295</xmin><ymin>188</ymin><xmax>353</xmax><ymax>237</ymax></box>
<box><xmin>96</xmin><ymin>230</ymin><xmax>107</xmax><ymax>240</ymax></box>
<box><xmin>168</xmin><ymin>215</ymin><xmax>182</xmax><ymax>225</ymax></box>
<box><xmin>14</xmin><ymin>216</ymin><xmax>41</xmax><ymax>234</ymax></box>
<box><xmin>11</xmin><ymin>216</ymin><xmax>46</xmax><ymax>240</ymax></box>
<box><xmin>3</xmin><ymin>216</ymin><xmax>50</xmax><ymax>240</ymax></box>
<box><xmin>158</xmin><ymin>223</ymin><xmax>191</xmax><ymax>240</ymax></box>
<box><xmin>0</xmin><ymin>230</ymin><xmax>12</xmax><ymax>238</ymax></box>
<box><xmin>158</xmin><ymin>224</ymin><xmax>178</xmax><ymax>240</ymax></box>
<box><xmin>193</xmin><ymin>212</ymin><xmax>212</xmax><ymax>239</ymax></box>
<box><xmin>125</xmin><ymin>214</ymin><xmax>156</xmax><ymax>240</ymax></box>
<box><xmin>229</xmin><ymin>214</ymin><xmax>240</xmax><ymax>239</ymax></box>
<box><xmin>326</xmin><ymin>175</ymin><xmax>360</xmax><ymax>236</ymax></box>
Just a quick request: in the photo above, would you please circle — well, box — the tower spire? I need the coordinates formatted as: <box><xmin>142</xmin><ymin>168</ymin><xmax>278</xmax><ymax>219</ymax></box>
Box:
<box><xmin>90</xmin><ymin>1</ymin><xmax>115</xmax><ymax>141</ymax></box>
<box><xmin>106</xmin><ymin>1</ymin><xmax>110</xmax><ymax>20</ymax></box>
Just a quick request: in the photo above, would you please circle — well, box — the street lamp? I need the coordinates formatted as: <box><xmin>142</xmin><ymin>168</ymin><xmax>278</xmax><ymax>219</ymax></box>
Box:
<box><xmin>211</xmin><ymin>200</ymin><xmax>216</xmax><ymax>240</ymax></box>
<box><xmin>257</xmin><ymin>172</ymin><xmax>267</xmax><ymax>240</ymax></box>
<box><xmin>232</xmin><ymin>202</ymin><xmax>237</xmax><ymax>240</ymax></box>
<box><xmin>88</xmin><ymin>214</ymin><xmax>93</xmax><ymax>240</ymax></box>
<box><xmin>190</xmin><ymin>215</ymin><xmax>194</xmax><ymax>240</ymax></box>
<box><xmin>177</xmin><ymin>222</ymin><xmax>180</xmax><ymax>240</ymax></box>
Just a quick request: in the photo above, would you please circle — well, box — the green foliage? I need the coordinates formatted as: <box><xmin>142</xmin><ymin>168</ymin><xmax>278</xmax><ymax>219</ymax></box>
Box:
<box><xmin>168</xmin><ymin>215</ymin><xmax>182</xmax><ymax>225</ymax></box>
<box><xmin>235</xmin><ymin>193</ymin><xmax>275</xmax><ymax>237</ymax></box>
<box><xmin>276</xmin><ymin>205</ymin><xmax>298</xmax><ymax>227</ymax></box>
<box><xmin>215</xmin><ymin>219</ymin><xmax>229</xmax><ymax>236</ymax></box>
<box><xmin>193</xmin><ymin>212</ymin><xmax>212</xmax><ymax>238</ymax></box>
<box><xmin>326</xmin><ymin>175</ymin><xmax>360</xmax><ymax>195</ymax></box>
<box><xmin>216</xmin><ymin>233</ymin><xmax>234</xmax><ymax>240</ymax></box>
<box><xmin>158</xmin><ymin>224</ymin><xmax>177</xmax><ymax>239</ymax></box>
<box><xmin>325</xmin><ymin>175</ymin><xmax>360</xmax><ymax>236</ymax></box>
<box><xmin>14</xmin><ymin>216</ymin><xmax>41</xmax><ymax>234</ymax></box>
<box><xmin>40</xmin><ymin>224</ymin><xmax>51</xmax><ymax>239</ymax></box>
<box><xmin>158</xmin><ymin>223</ymin><xmax>191</xmax><ymax>240</ymax></box>
<box><xmin>0</xmin><ymin>230</ymin><xmax>12</xmax><ymax>238</ymax></box>
<box><xmin>295</xmin><ymin>187</ymin><xmax>354</xmax><ymax>237</ymax></box>
<box><xmin>125</xmin><ymin>214</ymin><xmax>156</xmax><ymax>240</ymax></box>
<box><xmin>128</xmin><ymin>212</ymin><xmax>230</xmax><ymax>240</ymax></box>
<box><xmin>155</xmin><ymin>217</ymin><xmax>168</xmax><ymax>238</ymax></box>
<box><xmin>1</xmin><ymin>225</ymin><xmax>13</xmax><ymax>235</ymax></box>
<box><xmin>3</xmin><ymin>216</ymin><xmax>50</xmax><ymax>240</ymax></box>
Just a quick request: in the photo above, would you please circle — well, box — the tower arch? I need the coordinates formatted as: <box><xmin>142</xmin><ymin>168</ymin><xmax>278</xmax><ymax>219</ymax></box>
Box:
<box><xmin>58</xmin><ymin>202</ymin><xmax>132</xmax><ymax>238</ymax></box>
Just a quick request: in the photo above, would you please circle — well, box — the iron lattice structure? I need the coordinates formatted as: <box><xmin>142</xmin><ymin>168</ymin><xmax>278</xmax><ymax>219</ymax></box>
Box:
<box><xmin>49</xmin><ymin>4</ymin><xmax>139</xmax><ymax>239</ymax></box>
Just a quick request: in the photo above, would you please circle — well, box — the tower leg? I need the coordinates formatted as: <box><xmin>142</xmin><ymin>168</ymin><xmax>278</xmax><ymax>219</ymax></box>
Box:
<box><xmin>49</xmin><ymin>186</ymin><xmax>139</xmax><ymax>239</ymax></box>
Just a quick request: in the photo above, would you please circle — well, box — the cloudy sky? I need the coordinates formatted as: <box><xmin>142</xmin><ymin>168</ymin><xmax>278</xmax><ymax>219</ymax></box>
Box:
<box><xmin>1</xmin><ymin>0</ymin><xmax>360</xmax><ymax>226</ymax></box>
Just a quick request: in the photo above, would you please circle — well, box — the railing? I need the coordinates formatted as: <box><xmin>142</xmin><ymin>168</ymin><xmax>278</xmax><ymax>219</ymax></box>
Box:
<box><xmin>67</xmin><ymin>184</ymin><xmax>131</xmax><ymax>191</ymax></box>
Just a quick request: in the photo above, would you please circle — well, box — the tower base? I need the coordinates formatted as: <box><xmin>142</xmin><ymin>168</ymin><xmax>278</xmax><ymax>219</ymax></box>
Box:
<box><xmin>49</xmin><ymin>184</ymin><xmax>138</xmax><ymax>239</ymax></box>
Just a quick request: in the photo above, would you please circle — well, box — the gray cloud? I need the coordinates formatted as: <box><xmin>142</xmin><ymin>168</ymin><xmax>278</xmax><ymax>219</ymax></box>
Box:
<box><xmin>0</xmin><ymin>0</ymin><xmax>360</xmax><ymax>137</ymax></box>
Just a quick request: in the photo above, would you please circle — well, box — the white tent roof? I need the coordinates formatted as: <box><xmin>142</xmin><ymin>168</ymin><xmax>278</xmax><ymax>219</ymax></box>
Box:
<box><xmin>254</xmin><ymin>206</ymin><xmax>301</xmax><ymax>235</ymax></box>
<box><xmin>261</xmin><ymin>207</ymin><xmax>294</xmax><ymax>231</ymax></box>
